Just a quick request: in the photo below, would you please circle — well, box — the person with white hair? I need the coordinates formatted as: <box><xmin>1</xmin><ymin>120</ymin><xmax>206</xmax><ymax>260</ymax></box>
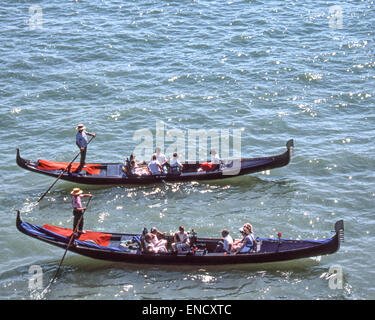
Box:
<box><xmin>210</xmin><ymin>149</ymin><xmax>221</xmax><ymax>165</ymax></box>
<box><xmin>154</xmin><ymin>147</ymin><xmax>167</xmax><ymax>165</ymax></box>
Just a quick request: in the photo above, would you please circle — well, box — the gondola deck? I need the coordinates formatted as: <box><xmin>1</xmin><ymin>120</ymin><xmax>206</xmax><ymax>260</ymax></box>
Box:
<box><xmin>16</xmin><ymin>140</ymin><xmax>294</xmax><ymax>185</ymax></box>
<box><xmin>16</xmin><ymin>211</ymin><xmax>343</xmax><ymax>266</ymax></box>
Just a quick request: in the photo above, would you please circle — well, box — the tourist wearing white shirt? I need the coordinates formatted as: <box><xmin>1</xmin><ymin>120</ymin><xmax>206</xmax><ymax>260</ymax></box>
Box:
<box><xmin>155</xmin><ymin>147</ymin><xmax>167</xmax><ymax>165</ymax></box>
<box><xmin>215</xmin><ymin>229</ymin><xmax>233</xmax><ymax>253</ymax></box>
<box><xmin>210</xmin><ymin>149</ymin><xmax>221</xmax><ymax>165</ymax></box>
<box><xmin>170</xmin><ymin>152</ymin><xmax>183</xmax><ymax>171</ymax></box>
<box><xmin>172</xmin><ymin>226</ymin><xmax>190</xmax><ymax>252</ymax></box>
<box><xmin>222</xmin><ymin>230</ymin><xmax>234</xmax><ymax>253</ymax></box>
<box><xmin>148</xmin><ymin>155</ymin><xmax>163</xmax><ymax>175</ymax></box>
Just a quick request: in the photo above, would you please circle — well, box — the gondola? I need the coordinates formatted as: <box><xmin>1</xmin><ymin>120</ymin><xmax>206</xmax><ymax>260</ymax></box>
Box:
<box><xmin>16</xmin><ymin>140</ymin><xmax>294</xmax><ymax>185</ymax></box>
<box><xmin>16</xmin><ymin>211</ymin><xmax>343</xmax><ymax>265</ymax></box>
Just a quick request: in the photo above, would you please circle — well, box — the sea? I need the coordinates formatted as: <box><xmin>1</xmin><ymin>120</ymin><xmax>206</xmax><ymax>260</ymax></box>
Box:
<box><xmin>0</xmin><ymin>0</ymin><xmax>374</xmax><ymax>301</ymax></box>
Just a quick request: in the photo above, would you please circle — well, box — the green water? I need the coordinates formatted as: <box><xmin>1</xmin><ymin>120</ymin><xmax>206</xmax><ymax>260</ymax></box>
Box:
<box><xmin>0</xmin><ymin>0</ymin><xmax>374</xmax><ymax>300</ymax></box>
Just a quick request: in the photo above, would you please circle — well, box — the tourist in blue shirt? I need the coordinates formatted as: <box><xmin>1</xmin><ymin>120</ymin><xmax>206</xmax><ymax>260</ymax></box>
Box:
<box><xmin>75</xmin><ymin>124</ymin><xmax>96</xmax><ymax>173</ymax></box>
<box><xmin>234</xmin><ymin>223</ymin><xmax>255</xmax><ymax>254</ymax></box>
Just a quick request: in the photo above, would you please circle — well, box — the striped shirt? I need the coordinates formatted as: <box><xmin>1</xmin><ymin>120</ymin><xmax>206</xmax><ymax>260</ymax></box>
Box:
<box><xmin>76</xmin><ymin>131</ymin><xmax>88</xmax><ymax>148</ymax></box>
<box><xmin>72</xmin><ymin>195</ymin><xmax>83</xmax><ymax>209</ymax></box>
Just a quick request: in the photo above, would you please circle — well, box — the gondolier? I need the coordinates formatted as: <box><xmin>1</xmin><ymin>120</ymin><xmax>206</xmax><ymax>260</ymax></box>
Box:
<box><xmin>75</xmin><ymin>124</ymin><xmax>96</xmax><ymax>173</ymax></box>
<box><xmin>71</xmin><ymin>188</ymin><xmax>92</xmax><ymax>234</ymax></box>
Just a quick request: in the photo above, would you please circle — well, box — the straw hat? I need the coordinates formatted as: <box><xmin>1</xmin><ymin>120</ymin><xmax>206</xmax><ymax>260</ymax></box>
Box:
<box><xmin>71</xmin><ymin>188</ymin><xmax>83</xmax><ymax>196</ymax></box>
<box><xmin>76</xmin><ymin>124</ymin><xmax>86</xmax><ymax>131</ymax></box>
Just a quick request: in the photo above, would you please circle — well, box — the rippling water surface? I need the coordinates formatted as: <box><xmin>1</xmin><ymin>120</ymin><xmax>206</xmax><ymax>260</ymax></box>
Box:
<box><xmin>1</xmin><ymin>0</ymin><xmax>374</xmax><ymax>300</ymax></box>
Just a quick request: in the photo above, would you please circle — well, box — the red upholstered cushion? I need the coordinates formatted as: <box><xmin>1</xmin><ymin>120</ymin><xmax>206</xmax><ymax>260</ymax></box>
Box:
<box><xmin>37</xmin><ymin>159</ymin><xmax>101</xmax><ymax>175</ymax></box>
<box><xmin>200</xmin><ymin>162</ymin><xmax>217</xmax><ymax>171</ymax></box>
<box><xmin>43</xmin><ymin>224</ymin><xmax>112</xmax><ymax>247</ymax></box>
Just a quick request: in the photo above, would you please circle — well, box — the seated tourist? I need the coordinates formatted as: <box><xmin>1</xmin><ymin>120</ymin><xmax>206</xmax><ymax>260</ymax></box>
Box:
<box><xmin>210</xmin><ymin>149</ymin><xmax>221</xmax><ymax>165</ymax></box>
<box><xmin>234</xmin><ymin>223</ymin><xmax>255</xmax><ymax>254</ymax></box>
<box><xmin>148</xmin><ymin>155</ymin><xmax>163</xmax><ymax>175</ymax></box>
<box><xmin>200</xmin><ymin>150</ymin><xmax>220</xmax><ymax>171</ymax></box>
<box><xmin>129</xmin><ymin>160</ymin><xmax>137</xmax><ymax>174</ymax></box>
<box><xmin>215</xmin><ymin>229</ymin><xmax>234</xmax><ymax>253</ymax></box>
<box><xmin>150</xmin><ymin>227</ymin><xmax>167</xmax><ymax>251</ymax></box>
<box><xmin>169</xmin><ymin>152</ymin><xmax>183</xmax><ymax>172</ymax></box>
<box><xmin>124</xmin><ymin>154</ymin><xmax>141</xmax><ymax>172</ymax></box>
<box><xmin>171</xmin><ymin>226</ymin><xmax>190</xmax><ymax>253</ymax></box>
<box><xmin>144</xmin><ymin>233</ymin><xmax>156</xmax><ymax>253</ymax></box>
<box><xmin>232</xmin><ymin>227</ymin><xmax>247</xmax><ymax>250</ymax></box>
<box><xmin>144</xmin><ymin>233</ymin><xmax>166</xmax><ymax>253</ymax></box>
<box><xmin>155</xmin><ymin>147</ymin><xmax>167</xmax><ymax>165</ymax></box>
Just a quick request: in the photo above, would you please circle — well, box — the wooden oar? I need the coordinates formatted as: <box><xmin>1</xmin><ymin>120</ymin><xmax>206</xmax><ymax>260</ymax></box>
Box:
<box><xmin>37</xmin><ymin>136</ymin><xmax>95</xmax><ymax>203</ymax></box>
<box><xmin>41</xmin><ymin>196</ymin><xmax>92</xmax><ymax>295</ymax></box>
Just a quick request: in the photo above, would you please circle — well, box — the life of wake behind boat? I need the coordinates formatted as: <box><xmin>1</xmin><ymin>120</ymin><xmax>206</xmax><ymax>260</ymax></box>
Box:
<box><xmin>16</xmin><ymin>138</ymin><xmax>294</xmax><ymax>185</ymax></box>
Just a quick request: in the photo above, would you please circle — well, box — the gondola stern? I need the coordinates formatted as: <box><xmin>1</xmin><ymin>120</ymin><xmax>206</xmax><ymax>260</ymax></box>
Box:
<box><xmin>16</xmin><ymin>148</ymin><xmax>27</xmax><ymax>168</ymax></box>
<box><xmin>16</xmin><ymin>210</ymin><xmax>23</xmax><ymax>232</ymax></box>
<box><xmin>16</xmin><ymin>148</ymin><xmax>21</xmax><ymax>165</ymax></box>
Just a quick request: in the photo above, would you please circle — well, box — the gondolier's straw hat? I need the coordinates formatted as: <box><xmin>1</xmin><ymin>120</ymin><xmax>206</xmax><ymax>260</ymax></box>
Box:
<box><xmin>71</xmin><ymin>188</ymin><xmax>83</xmax><ymax>196</ymax></box>
<box><xmin>76</xmin><ymin>124</ymin><xmax>86</xmax><ymax>131</ymax></box>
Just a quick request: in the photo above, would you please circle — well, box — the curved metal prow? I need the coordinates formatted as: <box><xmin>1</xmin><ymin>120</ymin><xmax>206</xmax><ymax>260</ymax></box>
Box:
<box><xmin>286</xmin><ymin>139</ymin><xmax>294</xmax><ymax>150</ymax></box>
<box><xmin>285</xmin><ymin>139</ymin><xmax>294</xmax><ymax>158</ymax></box>
<box><xmin>334</xmin><ymin>220</ymin><xmax>344</xmax><ymax>243</ymax></box>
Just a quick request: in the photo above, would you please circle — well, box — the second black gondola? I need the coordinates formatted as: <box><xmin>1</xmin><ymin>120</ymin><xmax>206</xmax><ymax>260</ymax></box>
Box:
<box><xmin>16</xmin><ymin>139</ymin><xmax>294</xmax><ymax>185</ymax></box>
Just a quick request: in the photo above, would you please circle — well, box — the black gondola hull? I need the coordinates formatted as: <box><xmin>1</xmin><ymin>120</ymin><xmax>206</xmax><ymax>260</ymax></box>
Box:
<box><xmin>16</xmin><ymin>140</ymin><xmax>294</xmax><ymax>185</ymax></box>
<box><xmin>16</xmin><ymin>211</ymin><xmax>343</xmax><ymax>266</ymax></box>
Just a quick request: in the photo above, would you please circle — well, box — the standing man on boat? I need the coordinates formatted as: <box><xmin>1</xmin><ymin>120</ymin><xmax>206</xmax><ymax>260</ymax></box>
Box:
<box><xmin>75</xmin><ymin>124</ymin><xmax>96</xmax><ymax>173</ymax></box>
<box><xmin>71</xmin><ymin>188</ymin><xmax>92</xmax><ymax>235</ymax></box>
<box><xmin>155</xmin><ymin>147</ymin><xmax>167</xmax><ymax>165</ymax></box>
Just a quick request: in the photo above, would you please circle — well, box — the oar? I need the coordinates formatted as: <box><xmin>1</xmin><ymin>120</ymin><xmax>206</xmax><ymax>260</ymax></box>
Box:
<box><xmin>41</xmin><ymin>196</ymin><xmax>92</xmax><ymax>295</ymax></box>
<box><xmin>37</xmin><ymin>136</ymin><xmax>95</xmax><ymax>203</ymax></box>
